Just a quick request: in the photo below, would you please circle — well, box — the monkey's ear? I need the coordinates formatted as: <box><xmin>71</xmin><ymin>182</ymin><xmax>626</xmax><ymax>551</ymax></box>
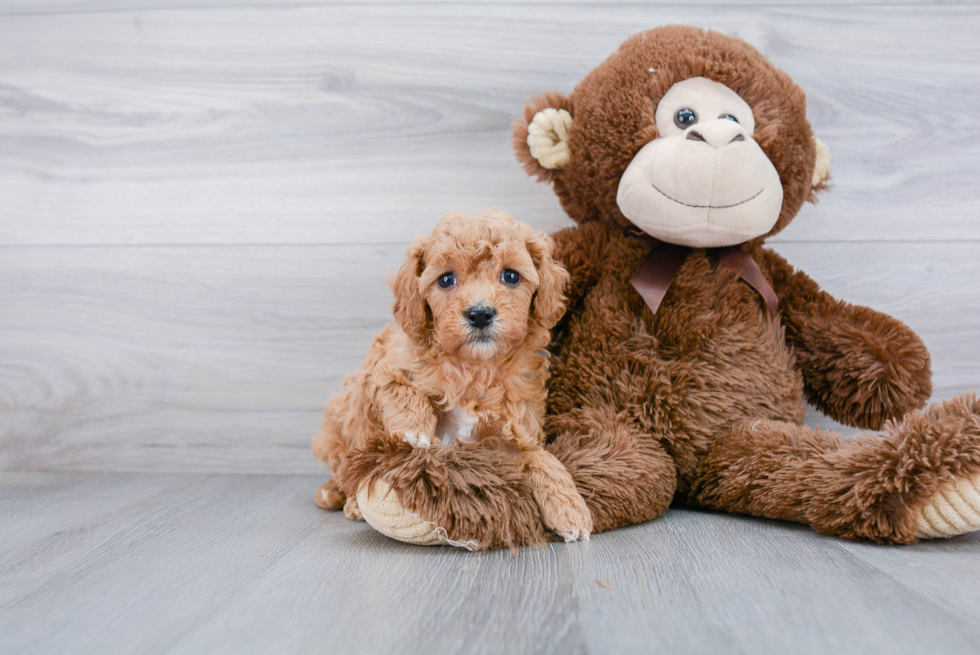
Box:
<box><xmin>389</xmin><ymin>237</ymin><xmax>431</xmax><ymax>346</ymax></box>
<box><xmin>809</xmin><ymin>137</ymin><xmax>832</xmax><ymax>198</ymax></box>
<box><xmin>513</xmin><ymin>92</ymin><xmax>574</xmax><ymax>182</ymax></box>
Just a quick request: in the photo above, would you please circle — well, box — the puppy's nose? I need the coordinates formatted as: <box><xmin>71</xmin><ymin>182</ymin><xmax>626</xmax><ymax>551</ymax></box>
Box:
<box><xmin>465</xmin><ymin>305</ymin><xmax>496</xmax><ymax>329</ymax></box>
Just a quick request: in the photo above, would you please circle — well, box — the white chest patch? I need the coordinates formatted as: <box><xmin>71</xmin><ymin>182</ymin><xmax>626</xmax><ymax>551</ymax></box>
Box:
<box><xmin>435</xmin><ymin>407</ymin><xmax>479</xmax><ymax>446</ymax></box>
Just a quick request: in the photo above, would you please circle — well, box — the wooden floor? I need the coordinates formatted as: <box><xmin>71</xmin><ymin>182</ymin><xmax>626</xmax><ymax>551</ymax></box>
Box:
<box><xmin>3</xmin><ymin>0</ymin><xmax>980</xmax><ymax>653</ymax></box>
<box><xmin>2</xmin><ymin>472</ymin><xmax>980</xmax><ymax>655</ymax></box>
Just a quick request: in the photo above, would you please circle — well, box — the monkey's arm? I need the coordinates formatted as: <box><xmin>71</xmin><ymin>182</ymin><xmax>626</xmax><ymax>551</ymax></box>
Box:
<box><xmin>372</xmin><ymin>360</ymin><xmax>439</xmax><ymax>447</ymax></box>
<box><xmin>758</xmin><ymin>247</ymin><xmax>932</xmax><ymax>429</ymax></box>
<box><xmin>548</xmin><ymin>222</ymin><xmax>610</xmax><ymax>327</ymax></box>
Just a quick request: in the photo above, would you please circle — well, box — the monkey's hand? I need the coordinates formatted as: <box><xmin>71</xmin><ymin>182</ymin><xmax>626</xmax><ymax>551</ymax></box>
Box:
<box><xmin>759</xmin><ymin>247</ymin><xmax>932</xmax><ymax>429</ymax></box>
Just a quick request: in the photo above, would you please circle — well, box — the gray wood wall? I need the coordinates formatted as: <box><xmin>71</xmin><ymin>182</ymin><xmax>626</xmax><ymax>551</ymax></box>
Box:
<box><xmin>2</xmin><ymin>1</ymin><xmax>979</xmax><ymax>474</ymax></box>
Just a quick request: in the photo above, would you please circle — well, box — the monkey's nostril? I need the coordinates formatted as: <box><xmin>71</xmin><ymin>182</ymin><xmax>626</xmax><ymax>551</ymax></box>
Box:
<box><xmin>465</xmin><ymin>305</ymin><xmax>496</xmax><ymax>329</ymax></box>
<box><xmin>731</xmin><ymin>133</ymin><xmax>745</xmax><ymax>143</ymax></box>
<box><xmin>686</xmin><ymin>130</ymin><xmax>706</xmax><ymax>142</ymax></box>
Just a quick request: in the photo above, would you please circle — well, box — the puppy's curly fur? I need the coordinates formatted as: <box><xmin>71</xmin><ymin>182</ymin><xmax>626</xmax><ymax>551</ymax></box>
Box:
<box><xmin>312</xmin><ymin>209</ymin><xmax>593</xmax><ymax>542</ymax></box>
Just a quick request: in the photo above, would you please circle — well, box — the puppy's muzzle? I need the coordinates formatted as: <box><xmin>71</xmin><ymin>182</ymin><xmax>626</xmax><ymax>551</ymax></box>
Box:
<box><xmin>465</xmin><ymin>304</ymin><xmax>496</xmax><ymax>330</ymax></box>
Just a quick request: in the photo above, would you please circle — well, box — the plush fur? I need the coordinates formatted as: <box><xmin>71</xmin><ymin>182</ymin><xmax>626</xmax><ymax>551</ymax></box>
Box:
<box><xmin>334</xmin><ymin>26</ymin><xmax>980</xmax><ymax>548</ymax></box>
<box><xmin>341</xmin><ymin>440</ymin><xmax>549</xmax><ymax>550</ymax></box>
<box><xmin>313</xmin><ymin>209</ymin><xmax>592</xmax><ymax>544</ymax></box>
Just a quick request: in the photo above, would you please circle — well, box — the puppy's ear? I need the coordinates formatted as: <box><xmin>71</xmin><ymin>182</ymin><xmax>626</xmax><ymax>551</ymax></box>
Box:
<box><xmin>389</xmin><ymin>237</ymin><xmax>431</xmax><ymax>345</ymax></box>
<box><xmin>526</xmin><ymin>232</ymin><xmax>570</xmax><ymax>330</ymax></box>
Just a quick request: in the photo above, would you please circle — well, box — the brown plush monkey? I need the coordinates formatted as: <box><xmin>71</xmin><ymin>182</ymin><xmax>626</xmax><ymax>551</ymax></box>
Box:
<box><xmin>343</xmin><ymin>26</ymin><xmax>980</xmax><ymax>549</ymax></box>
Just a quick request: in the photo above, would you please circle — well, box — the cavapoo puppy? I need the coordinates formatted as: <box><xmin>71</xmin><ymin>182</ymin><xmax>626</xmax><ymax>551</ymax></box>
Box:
<box><xmin>312</xmin><ymin>209</ymin><xmax>593</xmax><ymax>542</ymax></box>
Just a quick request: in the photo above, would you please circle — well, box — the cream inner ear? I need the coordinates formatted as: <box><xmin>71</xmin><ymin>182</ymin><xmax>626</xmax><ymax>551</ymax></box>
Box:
<box><xmin>813</xmin><ymin>138</ymin><xmax>831</xmax><ymax>186</ymax></box>
<box><xmin>527</xmin><ymin>108</ymin><xmax>573</xmax><ymax>170</ymax></box>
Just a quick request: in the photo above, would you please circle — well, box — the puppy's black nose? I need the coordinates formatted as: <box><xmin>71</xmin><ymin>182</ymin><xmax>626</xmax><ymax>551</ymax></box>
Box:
<box><xmin>465</xmin><ymin>305</ymin><xmax>496</xmax><ymax>329</ymax></box>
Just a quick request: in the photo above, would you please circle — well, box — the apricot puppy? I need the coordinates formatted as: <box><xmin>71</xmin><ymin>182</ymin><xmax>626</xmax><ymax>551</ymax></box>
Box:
<box><xmin>312</xmin><ymin>209</ymin><xmax>592</xmax><ymax>542</ymax></box>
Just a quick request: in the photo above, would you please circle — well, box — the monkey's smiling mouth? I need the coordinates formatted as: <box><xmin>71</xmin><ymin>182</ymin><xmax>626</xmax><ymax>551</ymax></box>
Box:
<box><xmin>651</xmin><ymin>183</ymin><xmax>764</xmax><ymax>209</ymax></box>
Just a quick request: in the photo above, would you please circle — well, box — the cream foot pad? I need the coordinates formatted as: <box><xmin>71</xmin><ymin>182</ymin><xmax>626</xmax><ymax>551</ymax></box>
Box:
<box><xmin>356</xmin><ymin>479</ymin><xmax>480</xmax><ymax>550</ymax></box>
<box><xmin>915</xmin><ymin>474</ymin><xmax>980</xmax><ymax>539</ymax></box>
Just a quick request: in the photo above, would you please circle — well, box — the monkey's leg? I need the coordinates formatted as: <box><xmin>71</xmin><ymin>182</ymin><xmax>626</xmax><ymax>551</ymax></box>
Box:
<box><xmin>690</xmin><ymin>394</ymin><xmax>980</xmax><ymax>543</ymax></box>
<box><xmin>348</xmin><ymin>401</ymin><xmax>679</xmax><ymax>548</ymax></box>
<box><xmin>547</xmin><ymin>404</ymin><xmax>678</xmax><ymax>534</ymax></box>
<box><xmin>345</xmin><ymin>441</ymin><xmax>550</xmax><ymax>551</ymax></box>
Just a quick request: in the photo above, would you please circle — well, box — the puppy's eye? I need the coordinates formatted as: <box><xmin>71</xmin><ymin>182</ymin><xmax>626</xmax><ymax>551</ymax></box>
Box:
<box><xmin>500</xmin><ymin>269</ymin><xmax>521</xmax><ymax>286</ymax></box>
<box><xmin>437</xmin><ymin>272</ymin><xmax>456</xmax><ymax>289</ymax></box>
<box><xmin>719</xmin><ymin>114</ymin><xmax>739</xmax><ymax>123</ymax></box>
<box><xmin>674</xmin><ymin>108</ymin><xmax>697</xmax><ymax>128</ymax></box>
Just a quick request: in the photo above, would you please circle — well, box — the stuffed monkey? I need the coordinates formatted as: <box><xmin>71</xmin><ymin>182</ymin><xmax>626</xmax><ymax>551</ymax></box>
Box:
<box><xmin>343</xmin><ymin>26</ymin><xmax>980</xmax><ymax>548</ymax></box>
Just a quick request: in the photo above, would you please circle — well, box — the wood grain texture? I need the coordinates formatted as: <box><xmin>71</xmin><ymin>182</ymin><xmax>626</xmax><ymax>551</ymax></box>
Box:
<box><xmin>2</xmin><ymin>6</ymin><xmax>980</xmax><ymax>654</ymax></box>
<box><xmin>2</xmin><ymin>0</ymin><xmax>977</xmax><ymax>15</ymax></box>
<box><xmin>1</xmin><ymin>5</ymin><xmax>979</xmax><ymax>471</ymax></box>
<box><xmin>0</xmin><ymin>5</ymin><xmax>979</xmax><ymax>246</ymax></box>
<box><xmin>1</xmin><ymin>472</ymin><xmax>979</xmax><ymax>655</ymax></box>
<box><xmin>1</xmin><ymin>241</ymin><xmax>977</xmax><ymax>473</ymax></box>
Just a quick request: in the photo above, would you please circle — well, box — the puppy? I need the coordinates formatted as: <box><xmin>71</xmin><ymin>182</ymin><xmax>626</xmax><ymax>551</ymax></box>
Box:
<box><xmin>312</xmin><ymin>209</ymin><xmax>593</xmax><ymax>542</ymax></box>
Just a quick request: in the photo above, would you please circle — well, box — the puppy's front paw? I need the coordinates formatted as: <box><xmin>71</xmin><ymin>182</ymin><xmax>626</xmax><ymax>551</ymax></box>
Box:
<box><xmin>540</xmin><ymin>491</ymin><xmax>593</xmax><ymax>543</ymax></box>
<box><xmin>402</xmin><ymin>431</ymin><xmax>434</xmax><ymax>448</ymax></box>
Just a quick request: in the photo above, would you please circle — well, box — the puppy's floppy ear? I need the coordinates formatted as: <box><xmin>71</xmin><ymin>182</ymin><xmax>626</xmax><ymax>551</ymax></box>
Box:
<box><xmin>525</xmin><ymin>232</ymin><xmax>570</xmax><ymax>330</ymax></box>
<box><xmin>389</xmin><ymin>237</ymin><xmax>431</xmax><ymax>345</ymax></box>
<box><xmin>513</xmin><ymin>92</ymin><xmax>574</xmax><ymax>183</ymax></box>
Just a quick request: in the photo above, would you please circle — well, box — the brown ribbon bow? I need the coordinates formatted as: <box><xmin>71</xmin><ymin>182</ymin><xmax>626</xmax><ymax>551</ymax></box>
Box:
<box><xmin>630</xmin><ymin>240</ymin><xmax>779</xmax><ymax>320</ymax></box>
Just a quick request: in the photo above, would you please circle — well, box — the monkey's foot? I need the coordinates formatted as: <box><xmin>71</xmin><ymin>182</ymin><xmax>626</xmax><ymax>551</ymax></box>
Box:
<box><xmin>915</xmin><ymin>474</ymin><xmax>980</xmax><ymax>539</ymax></box>
<box><xmin>355</xmin><ymin>479</ymin><xmax>480</xmax><ymax>550</ymax></box>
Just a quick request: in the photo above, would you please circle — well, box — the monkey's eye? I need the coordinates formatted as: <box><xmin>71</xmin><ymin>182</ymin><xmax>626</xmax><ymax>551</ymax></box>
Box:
<box><xmin>720</xmin><ymin>114</ymin><xmax>739</xmax><ymax>123</ymax></box>
<box><xmin>674</xmin><ymin>108</ymin><xmax>698</xmax><ymax>129</ymax></box>
<box><xmin>500</xmin><ymin>269</ymin><xmax>521</xmax><ymax>286</ymax></box>
<box><xmin>438</xmin><ymin>272</ymin><xmax>456</xmax><ymax>289</ymax></box>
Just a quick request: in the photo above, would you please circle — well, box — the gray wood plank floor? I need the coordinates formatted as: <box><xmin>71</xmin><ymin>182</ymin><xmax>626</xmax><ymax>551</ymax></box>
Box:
<box><xmin>2</xmin><ymin>472</ymin><xmax>980</xmax><ymax>655</ymax></box>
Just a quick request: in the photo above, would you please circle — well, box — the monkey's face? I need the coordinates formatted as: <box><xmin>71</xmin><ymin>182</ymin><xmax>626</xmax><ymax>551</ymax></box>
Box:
<box><xmin>616</xmin><ymin>77</ymin><xmax>784</xmax><ymax>248</ymax></box>
<box><xmin>514</xmin><ymin>26</ymin><xmax>831</xmax><ymax>245</ymax></box>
